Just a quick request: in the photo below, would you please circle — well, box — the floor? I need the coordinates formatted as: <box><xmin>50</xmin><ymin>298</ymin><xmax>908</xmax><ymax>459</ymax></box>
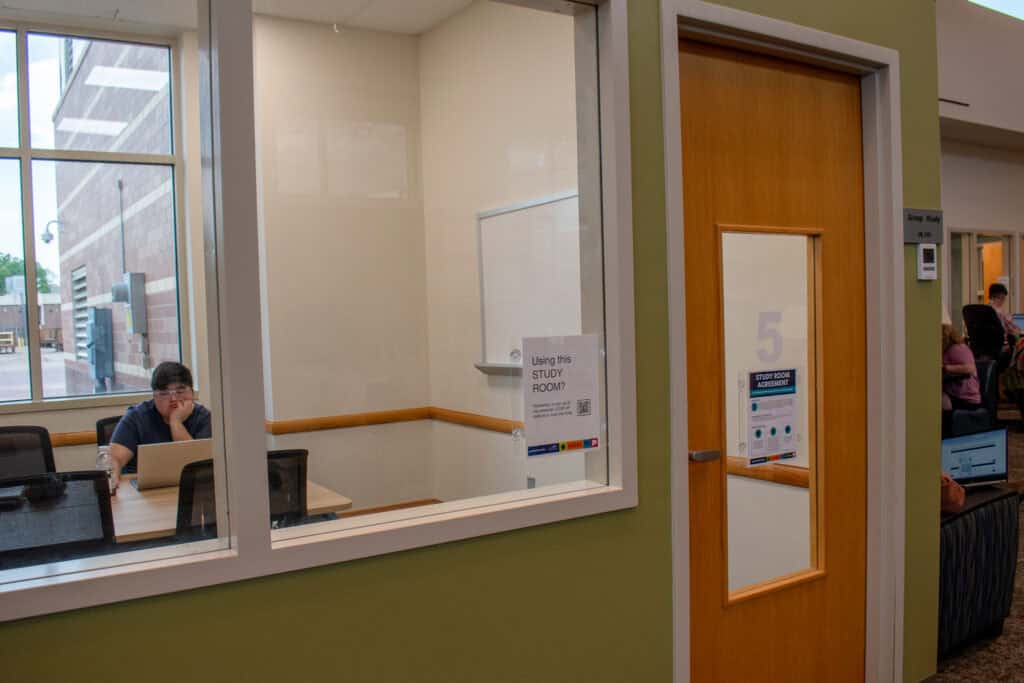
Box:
<box><xmin>932</xmin><ymin>413</ymin><xmax>1024</xmax><ymax>681</ymax></box>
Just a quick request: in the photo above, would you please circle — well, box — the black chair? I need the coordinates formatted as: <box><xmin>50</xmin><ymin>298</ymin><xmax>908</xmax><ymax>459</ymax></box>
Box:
<box><xmin>950</xmin><ymin>359</ymin><xmax>999</xmax><ymax>437</ymax></box>
<box><xmin>0</xmin><ymin>470</ymin><xmax>115</xmax><ymax>570</ymax></box>
<box><xmin>175</xmin><ymin>459</ymin><xmax>217</xmax><ymax>541</ymax></box>
<box><xmin>0</xmin><ymin>426</ymin><xmax>56</xmax><ymax>479</ymax></box>
<box><xmin>174</xmin><ymin>451</ymin><xmax>310</xmax><ymax>539</ymax></box>
<box><xmin>268</xmin><ymin>449</ymin><xmax>308</xmax><ymax>528</ymax></box>
<box><xmin>95</xmin><ymin>416</ymin><xmax>122</xmax><ymax>447</ymax></box>
<box><xmin>962</xmin><ymin>304</ymin><xmax>1006</xmax><ymax>362</ymax></box>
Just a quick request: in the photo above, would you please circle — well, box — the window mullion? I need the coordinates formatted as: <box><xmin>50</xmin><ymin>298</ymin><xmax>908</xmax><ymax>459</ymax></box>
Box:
<box><xmin>16</xmin><ymin>28</ymin><xmax>42</xmax><ymax>404</ymax></box>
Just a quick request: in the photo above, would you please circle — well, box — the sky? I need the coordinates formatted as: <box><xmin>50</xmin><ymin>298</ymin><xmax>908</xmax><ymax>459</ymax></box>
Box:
<box><xmin>0</xmin><ymin>33</ymin><xmax>68</xmax><ymax>287</ymax></box>
<box><xmin>970</xmin><ymin>1</ymin><xmax>1024</xmax><ymax>21</ymax></box>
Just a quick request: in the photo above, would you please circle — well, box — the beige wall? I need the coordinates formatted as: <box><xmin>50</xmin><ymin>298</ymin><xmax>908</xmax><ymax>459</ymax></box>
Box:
<box><xmin>418</xmin><ymin>1</ymin><xmax>577</xmax><ymax>420</ymax></box>
<box><xmin>937</xmin><ymin>0</ymin><xmax>1024</xmax><ymax>135</ymax></box>
<box><xmin>253</xmin><ymin>15</ymin><xmax>431</xmax><ymax>423</ymax></box>
<box><xmin>942</xmin><ymin>140</ymin><xmax>1024</xmax><ymax>233</ymax></box>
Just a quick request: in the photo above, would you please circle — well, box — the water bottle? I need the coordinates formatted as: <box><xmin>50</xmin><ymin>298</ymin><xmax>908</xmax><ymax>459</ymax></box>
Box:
<box><xmin>96</xmin><ymin>445</ymin><xmax>114</xmax><ymax>492</ymax></box>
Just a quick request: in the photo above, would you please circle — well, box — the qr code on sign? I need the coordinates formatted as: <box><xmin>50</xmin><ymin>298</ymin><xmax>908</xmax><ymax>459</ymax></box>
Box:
<box><xmin>576</xmin><ymin>399</ymin><xmax>592</xmax><ymax>417</ymax></box>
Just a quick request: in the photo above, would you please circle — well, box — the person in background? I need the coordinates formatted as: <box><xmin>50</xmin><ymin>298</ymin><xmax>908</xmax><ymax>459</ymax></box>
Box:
<box><xmin>988</xmin><ymin>282</ymin><xmax>1021</xmax><ymax>343</ymax></box>
<box><xmin>108</xmin><ymin>361</ymin><xmax>211</xmax><ymax>492</ymax></box>
<box><xmin>942</xmin><ymin>323</ymin><xmax>982</xmax><ymax>436</ymax></box>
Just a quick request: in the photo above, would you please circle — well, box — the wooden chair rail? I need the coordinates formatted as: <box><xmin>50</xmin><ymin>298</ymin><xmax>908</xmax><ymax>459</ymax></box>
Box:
<box><xmin>726</xmin><ymin>455</ymin><xmax>809</xmax><ymax>489</ymax></box>
<box><xmin>49</xmin><ymin>406</ymin><xmax>525</xmax><ymax>447</ymax></box>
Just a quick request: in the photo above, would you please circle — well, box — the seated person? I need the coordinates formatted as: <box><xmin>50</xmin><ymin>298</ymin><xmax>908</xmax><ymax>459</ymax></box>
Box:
<box><xmin>108</xmin><ymin>361</ymin><xmax>211</xmax><ymax>492</ymax></box>
<box><xmin>942</xmin><ymin>324</ymin><xmax>982</xmax><ymax>435</ymax></box>
<box><xmin>988</xmin><ymin>282</ymin><xmax>1021</xmax><ymax>346</ymax></box>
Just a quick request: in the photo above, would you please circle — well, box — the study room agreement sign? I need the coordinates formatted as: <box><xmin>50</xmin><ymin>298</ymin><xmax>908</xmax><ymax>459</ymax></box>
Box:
<box><xmin>523</xmin><ymin>334</ymin><xmax>601</xmax><ymax>456</ymax></box>
<box><xmin>746</xmin><ymin>368</ymin><xmax>799</xmax><ymax>467</ymax></box>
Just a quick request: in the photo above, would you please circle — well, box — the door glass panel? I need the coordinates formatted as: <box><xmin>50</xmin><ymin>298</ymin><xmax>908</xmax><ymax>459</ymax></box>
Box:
<box><xmin>722</xmin><ymin>231</ymin><xmax>817</xmax><ymax>593</ymax></box>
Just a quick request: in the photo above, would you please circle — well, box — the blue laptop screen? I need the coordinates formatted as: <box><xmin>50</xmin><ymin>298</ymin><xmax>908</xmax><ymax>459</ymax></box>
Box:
<box><xmin>1013</xmin><ymin>313</ymin><xmax>1024</xmax><ymax>330</ymax></box>
<box><xmin>941</xmin><ymin>429</ymin><xmax>1008</xmax><ymax>486</ymax></box>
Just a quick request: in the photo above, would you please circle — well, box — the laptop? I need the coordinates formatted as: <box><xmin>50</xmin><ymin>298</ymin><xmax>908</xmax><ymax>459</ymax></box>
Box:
<box><xmin>133</xmin><ymin>439</ymin><xmax>213</xmax><ymax>490</ymax></box>
<box><xmin>1013</xmin><ymin>313</ymin><xmax>1024</xmax><ymax>330</ymax></box>
<box><xmin>941</xmin><ymin>428</ymin><xmax>1007</xmax><ymax>487</ymax></box>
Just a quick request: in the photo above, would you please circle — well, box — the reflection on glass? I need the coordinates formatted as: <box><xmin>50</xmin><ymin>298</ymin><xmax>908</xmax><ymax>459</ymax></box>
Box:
<box><xmin>0</xmin><ymin>158</ymin><xmax>28</xmax><ymax>402</ymax></box>
<box><xmin>722</xmin><ymin>231</ymin><xmax>816</xmax><ymax>592</ymax></box>
<box><xmin>32</xmin><ymin>160</ymin><xmax>180</xmax><ymax>398</ymax></box>
<box><xmin>28</xmin><ymin>34</ymin><xmax>171</xmax><ymax>155</ymax></box>
<box><xmin>0</xmin><ymin>32</ymin><xmax>18</xmax><ymax>148</ymax></box>
<box><xmin>253</xmin><ymin>2</ymin><xmax>604</xmax><ymax>533</ymax></box>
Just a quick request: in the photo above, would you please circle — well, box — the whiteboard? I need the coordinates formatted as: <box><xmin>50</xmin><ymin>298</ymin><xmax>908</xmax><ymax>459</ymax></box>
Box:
<box><xmin>478</xmin><ymin>192</ymin><xmax>581</xmax><ymax>366</ymax></box>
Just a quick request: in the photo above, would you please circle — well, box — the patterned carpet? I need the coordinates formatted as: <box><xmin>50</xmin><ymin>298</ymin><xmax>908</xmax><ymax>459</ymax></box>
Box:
<box><xmin>932</xmin><ymin>413</ymin><xmax>1024</xmax><ymax>681</ymax></box>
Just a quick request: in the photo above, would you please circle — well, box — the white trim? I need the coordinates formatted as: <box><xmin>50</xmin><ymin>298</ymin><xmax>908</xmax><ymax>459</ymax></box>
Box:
<box><xmin>660</xmin><ymin>2</ymin><xmax>905</xmax><ymax>681</ymax></box>
<box><xmin>0</xmin><ymin>0</ymin><xmax>638</xmax><ymax>622</ymax></box>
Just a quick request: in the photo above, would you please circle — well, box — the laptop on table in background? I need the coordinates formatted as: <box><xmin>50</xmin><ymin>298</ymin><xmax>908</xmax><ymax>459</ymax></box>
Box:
<box><xmin>941</xmin><ymin>428</ymin><xmax>1008</xmax><ymax>488</ymax></box>
<box><xmin>133</xmin><ymin>439</ymin><xmax>213</xmax><ymax>490</ymax></box>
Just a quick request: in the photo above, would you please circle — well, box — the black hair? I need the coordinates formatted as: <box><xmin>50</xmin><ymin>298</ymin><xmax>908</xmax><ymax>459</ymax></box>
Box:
<box><xmin>151</xmin><ymin>361</ymin><xmax>194</xmax><ymax>390</ymax></box>
<box><xmin>989</xmin><ymin>282</ymin><xmax>1009</xmax><ymax>299</ymax></box>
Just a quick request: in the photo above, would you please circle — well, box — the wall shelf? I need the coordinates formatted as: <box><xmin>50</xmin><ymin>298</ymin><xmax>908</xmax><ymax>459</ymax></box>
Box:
<box><xmin>474</xmin><ymin>362</ymin><xmax>523</xmax><ymax>376</ymax></box>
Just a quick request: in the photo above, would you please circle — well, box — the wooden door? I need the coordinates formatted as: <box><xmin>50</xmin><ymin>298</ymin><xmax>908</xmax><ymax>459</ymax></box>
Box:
<box><xmin>680</xmin><ymin>39</ymin><xmax>867</xmax><ymax>682</ymax></box>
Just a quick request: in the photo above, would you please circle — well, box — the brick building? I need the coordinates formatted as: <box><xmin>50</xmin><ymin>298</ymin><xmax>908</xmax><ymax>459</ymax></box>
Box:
<box><xmin>51</xmin><ymin>38</ymin><xmax>179</xmax><ymax>395</ymax></box>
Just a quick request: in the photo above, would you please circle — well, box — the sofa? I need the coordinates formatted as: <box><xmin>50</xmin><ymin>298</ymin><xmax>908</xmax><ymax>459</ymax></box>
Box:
<box><xmin>939</xmin><ymin>485</ymin><xmax>1020</xmax><ymax>657</ymax></box>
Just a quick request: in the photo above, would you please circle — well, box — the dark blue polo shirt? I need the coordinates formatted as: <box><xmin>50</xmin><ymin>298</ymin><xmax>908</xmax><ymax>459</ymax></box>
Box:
<box><xmin>110</xmin><ymin>399</ymin><xmax>212</xmax><ymax>473</ymax></box>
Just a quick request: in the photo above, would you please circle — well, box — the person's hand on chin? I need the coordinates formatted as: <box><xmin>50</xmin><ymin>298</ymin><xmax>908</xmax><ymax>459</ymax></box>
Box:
<box><xmin>170</xmin><ymin>399</ymin><xmax>195</xmax><ymax>425</ymax></box>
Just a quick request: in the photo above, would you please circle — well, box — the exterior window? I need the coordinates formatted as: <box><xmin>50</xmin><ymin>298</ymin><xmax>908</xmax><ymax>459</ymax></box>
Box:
<box><xmin>0</xmin><ymin>32</ymin><xmax>182</xmax><ymax>404</ymax></box>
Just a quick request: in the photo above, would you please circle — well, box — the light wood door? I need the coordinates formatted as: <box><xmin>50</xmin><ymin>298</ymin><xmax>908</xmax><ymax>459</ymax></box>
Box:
<box><xmin>679</xmin><ymin>39</ymin><xmax>866</xmax><ymax>682</ymax></box>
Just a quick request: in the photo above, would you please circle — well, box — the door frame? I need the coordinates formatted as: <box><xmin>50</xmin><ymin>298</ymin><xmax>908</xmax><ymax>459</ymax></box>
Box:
<box><xmin>659</xmin><ymin>2</ymin><xmax>906</xmax><ymax>681</ymax></box>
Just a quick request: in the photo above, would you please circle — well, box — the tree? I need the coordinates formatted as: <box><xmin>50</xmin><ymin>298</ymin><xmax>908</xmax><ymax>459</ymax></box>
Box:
<box><xmin>0</xmin><ymin>252</ymin><xmax>54</xmax><ymax>295</ymax></box>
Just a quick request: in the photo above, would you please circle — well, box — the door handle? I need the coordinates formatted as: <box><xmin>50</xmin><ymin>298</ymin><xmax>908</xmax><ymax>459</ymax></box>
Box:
<box><xmin>688</xmin><ymin>449</ymin><xmax>721</xmax><ymax>463</ymax></box>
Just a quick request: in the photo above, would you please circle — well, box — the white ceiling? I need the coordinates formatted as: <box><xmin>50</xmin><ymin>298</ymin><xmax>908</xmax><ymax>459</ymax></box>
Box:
<box><xmin>0</xmin><ymin>0</ymin><xmax>476</xmax><ymax>35</ymax></box>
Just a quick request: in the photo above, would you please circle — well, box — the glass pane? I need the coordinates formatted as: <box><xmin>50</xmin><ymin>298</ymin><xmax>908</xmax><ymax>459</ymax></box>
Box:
<box><xmin>253</xmin><ymin>1</ymin><xmax>604</xmax><ymax>535</ymax></box>
<box><xmin>950</xmin><ymin>233</ymin><xmax>966</xmax><ymax>332</ymax></box>
<box><xmin>31</xmin><ymin>160</ymin><xmax>180</xmax><ymax>398</ymax></box>
<box><xmin>0</xmin><ymin>31</ymin><xmax>18</xmax><ymax>148</ymax></box>
<box><xmin>28</xmin><ymin>34</ymin><xmax>171</xmax><ymax>155</ymax></box>
<box><xmin>723</xmin><ymin>232</ymin><xmax>816</xmax><ymax>592</ymax></box>
<box><xmin>0</xmin><ymin>158</ymin><xmax>28</xmax><ymax>401</ymax></box>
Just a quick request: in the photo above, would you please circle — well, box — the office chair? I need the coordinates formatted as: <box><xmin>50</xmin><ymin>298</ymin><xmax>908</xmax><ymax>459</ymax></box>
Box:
<box><xmin>95</xmin><ymin>416</ymin><xmax>122</xmax><ymax>447</ymax></box>
<box><xmin>0</xmin><ymin>470</ymin><xmax>115</xmax><ymax>570</ymax></box>
<box><xmin>176</xmin><ymin>459</ymin><xmax>217</xmax><ymax>541</ymax></box>
<box><xmin>962</xmin><ymin>304</ymin><xmax>1006</xmax><ymax>362</ymax></box>
<box><xmin>0</xmin><ymin>426</ymin><xmax>56</xmax><ymax>479</ymax></box>
<box><xmin>268</xmin><ymin>449</ymin><xmax>308</xmax><ymax>528</ymax></box>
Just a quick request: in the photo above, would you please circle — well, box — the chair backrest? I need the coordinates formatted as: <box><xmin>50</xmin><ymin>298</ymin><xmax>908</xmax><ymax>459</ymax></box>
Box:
<box><xmin>0</xmin><ymin>470</ymin><xmax>114</xmax><ymax>570</ymax></box>
<box><xmin>175</xmin><ymin>459</ymin><xmax>217</xmax><ymax>540</ymax></box>
<box><xmin>95</xmin><ymin>416</ymin><xmax>122</xmax><ymax>447</ymax></box>
<box><xmin>268</xmin><ymin>449</ymin><xmax>308</xmax><ymax>527</ymax></box>
<box><xmin>976</xmin><ymin>359</ymin><xmax>1000</xmax><ymax>416</ymax></box>
<box><xmin>0</xmin><ymin>426</ymin><xmax>55</xmax><ymax>479</ymax></box>
<box><xmin>962</xmin><ymin>304</ymin><xmax>1006</xmax><ymax>360</ymax></box>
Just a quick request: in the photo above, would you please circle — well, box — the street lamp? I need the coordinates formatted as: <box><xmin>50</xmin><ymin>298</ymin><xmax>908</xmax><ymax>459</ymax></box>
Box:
<box><xmin>40</xmin><ymin>219</ymin><xmax>62</xmax><ymax>244</ymax></box>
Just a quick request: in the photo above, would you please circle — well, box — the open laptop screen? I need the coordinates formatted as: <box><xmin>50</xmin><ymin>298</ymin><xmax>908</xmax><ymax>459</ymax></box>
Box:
<box><xmin>1013</xmin><ymin>313</ymin><xmax>1024</xmax><ymax>331</ymax></box>
<box><xmin>941</xmin><ymin>428</ymin><xmax>1007</xmax><ymax>487</ymax></box>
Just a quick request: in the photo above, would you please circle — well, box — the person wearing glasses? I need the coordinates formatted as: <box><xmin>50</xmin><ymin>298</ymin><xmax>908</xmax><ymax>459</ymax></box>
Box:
<box><xmin>107</xmin><ymin>361</ymin><xmax>212</xmax><ymax>492</ymax></box>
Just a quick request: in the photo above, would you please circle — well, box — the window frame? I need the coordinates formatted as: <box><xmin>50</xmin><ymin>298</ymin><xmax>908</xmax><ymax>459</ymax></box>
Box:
<box><xmin>0</xmin><ymin>0</ymin><xmax>636</xmax><ymax>621</ymax></box>
<box><xmin>0</xmin><ymin>21</ymin><xmax>190</xmax><ymax>411</ymax></box>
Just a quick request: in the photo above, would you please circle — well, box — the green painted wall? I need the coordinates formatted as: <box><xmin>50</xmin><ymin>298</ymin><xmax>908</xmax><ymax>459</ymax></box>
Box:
<box><xmin>0</xmin><ymin>2</ymin><xmax>941</xmax><ymax>682</ymax></box>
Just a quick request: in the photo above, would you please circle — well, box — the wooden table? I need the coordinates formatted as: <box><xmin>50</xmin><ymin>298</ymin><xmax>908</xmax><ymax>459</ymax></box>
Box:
<box><xmin>110</xmin><ymin>477</ymin><xmax>352</xmax><ymax>543</ymax></box>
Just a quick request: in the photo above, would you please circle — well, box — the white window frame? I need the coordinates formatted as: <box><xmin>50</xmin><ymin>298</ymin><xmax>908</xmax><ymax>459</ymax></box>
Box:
<box><xmin>0</xmin><ymin>0</ymin><xmax>636</xmax><ymax>620</ymax></box>
<box><xmin>0</xmin><ymin>21</ymin><xmax>189</xmax><ymax>412</ymax></box>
